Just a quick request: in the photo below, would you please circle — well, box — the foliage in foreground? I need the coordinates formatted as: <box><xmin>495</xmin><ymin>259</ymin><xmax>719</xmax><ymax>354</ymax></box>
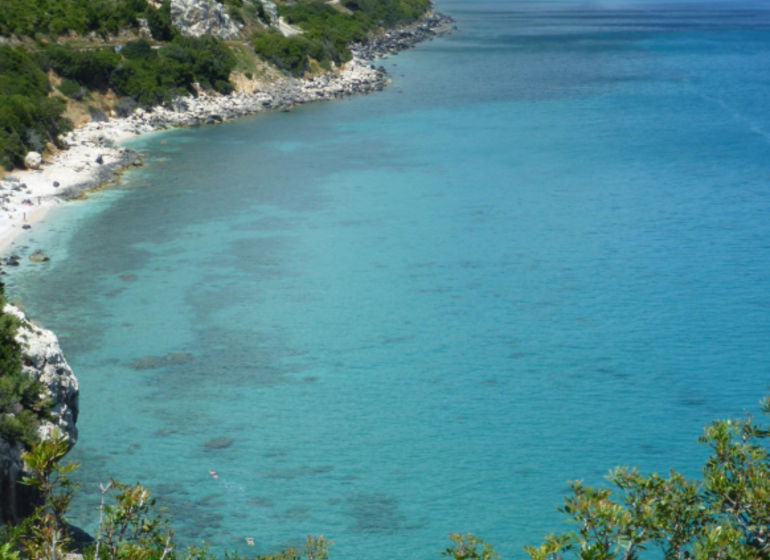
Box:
<box><xmin>3</xmin><ymin>430</ymin><xmax>496</xmax><ymax>560</ymax></box>
<box><xmin>526</xmin><ymin>395</ymin><xmax>770</xmax><ymax>560</ymax></box>
<box><xmin>12</xmin><ymin>388</ymin><xmax>770</xmax><ymax>560</ymax></box>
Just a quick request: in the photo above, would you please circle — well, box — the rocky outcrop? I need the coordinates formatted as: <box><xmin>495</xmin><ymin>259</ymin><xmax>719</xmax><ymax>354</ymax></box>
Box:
<box><xmin>0</xmin><ymin>305</ymin><xmax>79</xmax><ymax>526</ymax></box>
<box><xmin>256</xmin><ymin>0</ymin><xmax>278</xmax><ymax>25</ymax></box>
<box><xmin>170</xmin><ymin>0</ymin><xmax>241</xmax><ymax>40</ymax></box>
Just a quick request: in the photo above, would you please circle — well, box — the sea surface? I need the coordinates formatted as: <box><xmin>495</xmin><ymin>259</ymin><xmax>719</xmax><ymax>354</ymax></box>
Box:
<box><xmin>6</xmin><ymin>0</ymin><xmax>770</xmax><ymax>558</ymax></box>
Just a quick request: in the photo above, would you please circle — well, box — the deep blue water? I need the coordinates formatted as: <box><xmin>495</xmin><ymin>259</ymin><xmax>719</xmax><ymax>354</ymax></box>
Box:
<box><xmin>6</xmin><ymin>1</ymin><xmax>770</xmax><ymax>558</ymax></box>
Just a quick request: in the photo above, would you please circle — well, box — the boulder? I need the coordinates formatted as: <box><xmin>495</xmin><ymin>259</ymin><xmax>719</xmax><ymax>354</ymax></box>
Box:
<box><xmin>24</xmin><ymin>152</ymin><xmax>42</xmax><ymax>170</ymax></box>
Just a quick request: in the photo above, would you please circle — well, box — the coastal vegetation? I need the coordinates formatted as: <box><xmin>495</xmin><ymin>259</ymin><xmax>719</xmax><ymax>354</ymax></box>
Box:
<box><xmin>6</xmin><ymin>390</ymin><xmax>770</xmax><ymax>558</ymax></box>
<box><xmin>0</xmin><ymin>0</ymin><xmax>434</xmax><ymax>169</ymax></box>
<box><xmin>0</xmin><ymin>282</ymin><xmax>49</xmax><ymax>448</ymax></box>
<box><xmin>0</xmin><ymin>46</ymin><xmax>71</xmax><ymax>170</ymax></box>
<box><xmin>253</xmin><ymin>0</ymin><xmax>430</xmax><ymax>75</ymax></box>
<box><xmin>525</xmin><ymin>396</ymin><xmax>770</xmax><ymax>560</ymax></box>
<box><xmin>0</xmin><ymin>0</ymin><xmax>165</xmax><ymax>39</ymax></box>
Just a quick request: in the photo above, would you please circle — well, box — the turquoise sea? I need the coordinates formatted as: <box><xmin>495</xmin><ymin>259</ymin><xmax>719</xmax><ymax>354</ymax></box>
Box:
<box><xmin>6</xmin><ymin>0</ymin><xmax>770</xmax><ymax>558</ymax></box>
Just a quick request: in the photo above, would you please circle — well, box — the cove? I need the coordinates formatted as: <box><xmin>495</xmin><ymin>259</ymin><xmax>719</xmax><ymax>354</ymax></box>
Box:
<box><xmin>6</xmin><ymin>1</ymin><xmax>770</xmax><ymax>558</ymax></box>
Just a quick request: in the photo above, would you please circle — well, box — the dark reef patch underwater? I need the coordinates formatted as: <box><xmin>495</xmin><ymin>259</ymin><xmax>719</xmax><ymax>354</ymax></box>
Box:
<box><xmin>6</xmin><ymin>0</ymin><xmax>770</xmax><ymax>558</ymax></box>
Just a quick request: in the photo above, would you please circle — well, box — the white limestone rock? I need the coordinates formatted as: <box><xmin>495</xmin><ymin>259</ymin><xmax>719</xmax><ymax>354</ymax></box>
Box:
<box><xmin>24</xmin><ymin>152</ymin><xmax>42</xmax><ymax>170</ymax></box>
<box><xmin>4</xmin><ymin>304</ymin><xmax>79</xmax><ymax>445</ymax></box>
<box><xmin>170</xmin><ymin>0</ymin><xmax>241</xmax><ymax>40</ymax></box>
<box><xmin>255</xmin><ymin>0</ymin><xmax>278</xmax><ymax>25</ymax></box>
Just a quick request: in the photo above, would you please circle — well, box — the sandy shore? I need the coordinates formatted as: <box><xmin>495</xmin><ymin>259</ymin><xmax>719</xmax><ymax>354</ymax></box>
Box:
<box><xmin>0</xmin><ymin>11</ymin><xmax>454</xmax><ymax>261</ymax></box>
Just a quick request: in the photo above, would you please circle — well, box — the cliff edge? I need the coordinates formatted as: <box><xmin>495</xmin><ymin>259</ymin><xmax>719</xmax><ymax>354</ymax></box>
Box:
<box><xmin>0</xmin><ymin>305</ymin><xmax>79</xmax><ymax>525</ymax></box>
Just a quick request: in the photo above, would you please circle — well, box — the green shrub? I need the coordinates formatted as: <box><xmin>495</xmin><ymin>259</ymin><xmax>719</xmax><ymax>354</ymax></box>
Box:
<box><xmin>35</xmin><ymin>37</ymin><xmax>236</xmax><ymax>110</ymax></box>
<box><xmin>109</xmin><ymin>36</ymin><xmax>236</xmax><ymax>105</ymax></box>
<box><xmin>0</xmin><ymin>46</ymin><xmax>72</xmax><ymax>169</ymax></box>
<box><xmin>35</xmin><ymin>44</ymin><xmax>121</xmax><ymax>91</ymax></box>
<box><xmin>252</xmin><ymin>32</ymin><xmax>323</xmax><ymax>77</ymax></box>
<box><xmin>253</xmin><ymin>0</ymin><xmax>432</xmax><ymax>76</ymax></box>
<box><xmin>0</xmin><ymin>45</ymin><xmax>49</xmax><ymax>97</ymax></box>
<box><xmin>343</xmin><ymin>0</ymin><xmax>431</xmax><ymax>27</ymax></box>
<box><xmin>57</xmin><ymin>78</ymin><xmax>86</xmax><ymax>99</ymax></box>
<box><xmin>145</xmin><ymin>0</ymin><xmax>176</xmax><ymax>41</ymax></box>
<box><xmin>0</xmin><ymin>0</ymin><xmax>154</xmax><ymax>38</ymax></box>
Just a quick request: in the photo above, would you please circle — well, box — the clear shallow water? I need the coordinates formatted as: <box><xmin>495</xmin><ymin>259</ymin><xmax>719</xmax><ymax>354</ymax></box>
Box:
<box><xmin>6</xmin><ymin>1</ymin><xmax>770</xmax><ymax>558</ymax></box>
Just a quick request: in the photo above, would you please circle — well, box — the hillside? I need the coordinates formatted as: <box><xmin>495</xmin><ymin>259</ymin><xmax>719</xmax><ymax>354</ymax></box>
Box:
<box><xmin>0</xmin><ymin>0</ymin><xmax>433</xmax><ymax>171</ymax></box>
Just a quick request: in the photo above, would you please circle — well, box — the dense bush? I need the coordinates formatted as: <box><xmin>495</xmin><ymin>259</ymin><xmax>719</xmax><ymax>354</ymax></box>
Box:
<box><xmin>343</xmin><ymin>0</ymin><xmax>431</xmax><ymax>27</ymax></box>
<box><xmin>0</xmin><ymin>46</ymin><xmax>71</xmax><ymax>169</ymax></box>
<box><xmin>145</xmin><ymin>0</ymin><xmax>177</xmax><ymax>41</ymax></box>
<box><xmin>279</xmin><ymin>1</ymin><xmax>371</xmax><ymax>64</ymax></box>
<box><xmin>36</xmin><ymin>44</ymin><xmax>122</xmax><ymax>91</ymax></box>
<box><xmin>0</xmin><ymin>0</ymin><xmax>174</xmax><ymax>39</ymax></box>
<box><xmin>252</xmin><ymin>32</ymin><xmax>326</xmax><ymax>76</ymax></box>
<box><xmin>253</xmin><ymin>0</ymin><xmax>431</xmax><ymax>77</ymax></box>
<box><xmin>37</xmin><ymin>37</ymin><xmax>236</xmax><ymax>108</ymax></box>
<box><xmin>110</xmin><ymin>37</ymin><xmax>236</xmax><ymax>105</ymax></box>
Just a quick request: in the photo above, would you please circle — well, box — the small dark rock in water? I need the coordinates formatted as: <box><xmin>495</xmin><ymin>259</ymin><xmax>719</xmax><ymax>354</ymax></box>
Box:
<box><xmin>204</xmin><ymin>437</ymin><xmax>234</xmax><ymax>450</ymax></box>
<box><xmin>95</xmin><ymin>155</ymin><xmax>104</xmax><ymax>164</ymax></box>
<box><xmin>248</xmin><ymin>497</ymin><xmax>274</xmax><ymax>508</ymax></box>
<box><xmin>128</xmin><ymin>352</ymin><xmax>194</xmax><ymax>370</ymax></box>
<box><xmin>53</xmin><ymin>181</ymin><xmax>60</xmax><ymax>187</ymax></box>
<box><xmin>154</xmin><ymin>428</ymin><xmax>178</xmax><ymax>437</ymax></box>
<box><xmin>29</xmin><ymin>250</ymin><xmax>49</xmax><ymax>262</ymax></box>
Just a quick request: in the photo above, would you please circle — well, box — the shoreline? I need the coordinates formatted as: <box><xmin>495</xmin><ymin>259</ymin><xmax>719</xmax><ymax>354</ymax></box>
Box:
<box><xmin>0</xmin><ymin>10</ymin><xmax>454</xmax><ymax>262</ymax></box>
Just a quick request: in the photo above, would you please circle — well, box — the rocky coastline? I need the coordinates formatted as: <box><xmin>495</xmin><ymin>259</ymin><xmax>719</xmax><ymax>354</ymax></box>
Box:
<box><xmin>0</xmin><ymin>9</ymin><xmax>454</xmax><ymax>256</ymax></box>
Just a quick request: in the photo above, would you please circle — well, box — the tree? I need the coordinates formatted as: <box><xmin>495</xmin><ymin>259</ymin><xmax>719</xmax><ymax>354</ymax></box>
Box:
<box><xmin>525</xmin><ymin>396</ymin><xmax>770</xmax><ymax>560</ymax></box>
<box><xmin>20</xmin><ymin>430</ymin><xmax>80</xmax><ymax>560</ymax></box>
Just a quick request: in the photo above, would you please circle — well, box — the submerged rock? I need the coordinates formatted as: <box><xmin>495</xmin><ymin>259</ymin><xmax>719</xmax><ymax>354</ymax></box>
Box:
<box><xmin>128</xmin><ymin>352</ymin><xmax>195</xmax><ymax>370</ymax></box>
<box><xmin>29</xmin><ymin>250</ymin><xmax>50</xmax><ymax>262</ymax></box>
<box><xmin>204</xmin><ymin>437</ymin><xmax>234</xmax><ymax>450</ymax></box>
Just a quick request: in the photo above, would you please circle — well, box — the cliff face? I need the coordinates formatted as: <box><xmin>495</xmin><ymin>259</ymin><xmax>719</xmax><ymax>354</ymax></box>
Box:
<box><xmin>0</xmin><ymin>305</ymin><xmax>79</xmax><ymax>525</ymax></box>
